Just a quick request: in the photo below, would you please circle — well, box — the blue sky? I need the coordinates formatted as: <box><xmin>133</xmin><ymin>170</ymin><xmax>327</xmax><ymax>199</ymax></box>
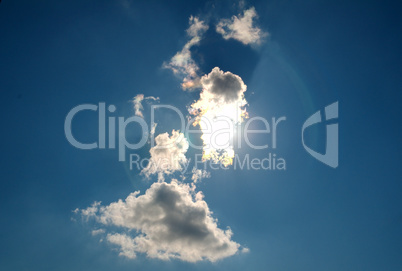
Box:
<box><xmin>0</xmin><ymin>0</ymin><xmax>401</xmax><ymax>270</ymax></box>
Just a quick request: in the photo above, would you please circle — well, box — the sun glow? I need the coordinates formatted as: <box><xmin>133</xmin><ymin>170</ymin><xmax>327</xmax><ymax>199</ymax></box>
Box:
<box><xmin>190</xmin><ymin>84</ymin><xmax>248</xmax><ymax>167</ymax></box>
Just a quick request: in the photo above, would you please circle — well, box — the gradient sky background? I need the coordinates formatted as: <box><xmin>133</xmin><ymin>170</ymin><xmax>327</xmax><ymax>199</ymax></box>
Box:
<box><xmin>0</xmin><ymin>0</ymin><xmax>401</xmax><ymax>270</ymax></box>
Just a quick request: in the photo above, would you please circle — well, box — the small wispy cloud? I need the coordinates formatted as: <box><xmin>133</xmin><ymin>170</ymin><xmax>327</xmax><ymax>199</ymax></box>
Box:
<box><xmin>91</xmin><ymin>229</ymin><xmax>105</xmax><ymax>236</ymax></box>
<box><xmin>150</xmin><ymin>122</ymin><xmax>157</xmax><ymax>137</ymax></box>
<box><xmin>191</xmin><ymin>168</ymin><xmax>210</xmax><ymax>183</ymax></box>
<box><xmin>132</xmin><ymin>94</ymin><xmax>159</xmax><ymax>118</ymax></box>
<box><xmin>163</xmin><ymin>16</ymin><xmax>209</xmax><ymax>90</ymax></box>
<box><xmin>216</xmin><ymin>7</ymin><xmax>267</xmax><ymax>45</ymax></box>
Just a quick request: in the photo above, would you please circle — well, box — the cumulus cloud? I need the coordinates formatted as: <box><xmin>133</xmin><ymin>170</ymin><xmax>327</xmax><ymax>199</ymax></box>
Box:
<box><xmin>132</xmin><ymin>94</ymin><xmax>159</xmax><ymax>118</ymax></box>
<box><xmin>199</xmin><ymin>66</ymin><xmax>247</xmax><ymax>103</ymax></box>
<box><xmin>189</xmin><ymin>67</ymin><xmax>248</xmax><ymax>166</ymax></box>
<box><xmin>142</xmin><ymin>130</ymin><xmax>189</xmax><ymax>180</ymax></box>
<box><xmin>78</xmin><ymin>180</ymin><xmax>241</xmax><ymax>262</ymax></box>
<box><xmin>163</xmin><ymin>16</ymin><xmax>208</xmax><ymax>90</ymax></box>
<box><xmin>216</xmin><ymin>7</ymin><xmax>267</xmax><ymax>45</ymax></box>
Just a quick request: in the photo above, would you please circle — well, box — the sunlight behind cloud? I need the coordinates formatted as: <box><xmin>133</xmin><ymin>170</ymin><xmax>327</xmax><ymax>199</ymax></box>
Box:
<box><xmin>190</xmin><ymin>67</ymin><xmax>248</xmax><ymax>166</ymax></box>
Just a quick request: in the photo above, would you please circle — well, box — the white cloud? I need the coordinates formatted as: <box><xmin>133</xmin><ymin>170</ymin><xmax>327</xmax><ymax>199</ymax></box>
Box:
<box><xmin>163</xmin><ymin>16</ymin><xmax>209</xmax><ymax>90</ymax></box>
<box><xmin>216</xmin><ymin>7</ymin><xmax>267</xmax><ymax>45</ymax></box>
<box><xmin>107</xmin><ymin>233</ymin><xmax>137</xmax><ymax>259</ymax></box>
<box><xmin>79</xmin><ymin>180</ymin><xmax>242</xmax><ymax>262</ymax></box>
<box><xmin>142</xmin><ymin>130</ymin><xmax>189</xmax><ymax>180</ymax></box>
<box><xmin>91</xmin><ymin>229</ymin><xmax>105</xmax><ymax>236</ymax></box>
<box><xmin>191</xmin><ymin>168</ymin><xmax>210</xmax><ymax>183</ymax></box>
<box><xmin>76</xmin><ymin>201</ymin><xmax>101</xmax><ymax>220</ymax></box>
<box><xmin>132</xmin><ymin>94</ymin><xmax>159</xmax><ymax>118</ymax></box>
<box><xmin>186</xmin><ymin>16</ymin><xmax>209</xmax><ymax>38</ymax></box>
<box><xmin>189</xmin><ymin>67</ymin><xmax>248</xmax><ymax>166</ymax></box>
<box><xmin>150</xmin><ymin>122</ymin><xmax>157</xmax><ymax>137</ymax></box>
<box><xmin>241</xmin><ymin>247</ymin><xmax>250</xmax><ymax>253</ymax></box>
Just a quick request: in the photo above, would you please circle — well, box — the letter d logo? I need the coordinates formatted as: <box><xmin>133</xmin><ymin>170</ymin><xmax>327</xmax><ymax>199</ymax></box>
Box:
<box><xmin>302</xmin><ymin>102</ymin><xmax>338</xmax><ymax>168</ymax></box>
